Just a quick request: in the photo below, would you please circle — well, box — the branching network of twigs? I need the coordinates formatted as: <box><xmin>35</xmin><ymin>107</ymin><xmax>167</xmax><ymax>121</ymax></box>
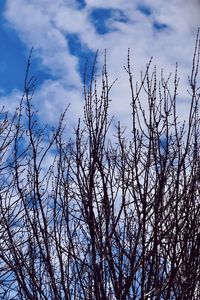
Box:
<box><xmin>0</xmin><ymin>31</ymin><xmax>199</xmax><ymax>300</ymax></box>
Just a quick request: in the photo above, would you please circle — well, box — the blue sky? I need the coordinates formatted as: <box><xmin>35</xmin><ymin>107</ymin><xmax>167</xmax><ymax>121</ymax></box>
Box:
<box><xmin>0</xmin><ymin>0</ymin><xmax>199</xmax><ymax>125</ymax></box>
<box><xmin>0</xmin><ymin>0</ymin><xmax>53</xmax><ymax>94</ymax></box>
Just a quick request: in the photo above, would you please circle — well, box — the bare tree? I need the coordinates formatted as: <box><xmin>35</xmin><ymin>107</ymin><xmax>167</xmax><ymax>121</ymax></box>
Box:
<box><xmin>0</xmin><ymin>32</ymin><xmax>200</xmax><ymax>299</ymax></box>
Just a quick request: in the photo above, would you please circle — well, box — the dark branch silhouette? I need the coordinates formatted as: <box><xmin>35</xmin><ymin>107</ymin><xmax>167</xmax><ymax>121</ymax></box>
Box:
<box><xmin>0</xmin><ymin>31</ymin><xmax>200</xmax><ymax>300</ymax></box>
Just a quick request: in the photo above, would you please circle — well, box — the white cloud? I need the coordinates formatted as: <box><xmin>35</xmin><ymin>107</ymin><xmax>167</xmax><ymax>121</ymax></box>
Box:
<box><xmin>4</xmin><ymin>0</ymin><xmax>82</xmax><ymax>87</ymax></box>
<box><xmin>33</xmin><ymin>79</ymin><xmax>83</xmax><ymax>127</ymax></box>
<box><xmin>2</xmin><ymin>0</ymin><xmax>200</xmax><ymax>128</ymax></box>
<box><xmin>0</xmin><ymin>89</ymin><xmax>23</xmax><ymax>113</ymax></box>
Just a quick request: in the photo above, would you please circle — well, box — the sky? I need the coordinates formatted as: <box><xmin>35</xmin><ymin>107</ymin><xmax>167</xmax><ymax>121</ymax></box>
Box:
<box><xmin>0</xmin><ymin>0</ymin><xmax>200</xmax><ymax>129</ymax></box>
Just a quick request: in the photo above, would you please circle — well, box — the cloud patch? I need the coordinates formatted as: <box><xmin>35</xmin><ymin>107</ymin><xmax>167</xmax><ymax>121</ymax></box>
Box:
<box><xmin>0</xmin><ymin>0</ymin><xmax>200</xmax><ymax>127</ymax></box>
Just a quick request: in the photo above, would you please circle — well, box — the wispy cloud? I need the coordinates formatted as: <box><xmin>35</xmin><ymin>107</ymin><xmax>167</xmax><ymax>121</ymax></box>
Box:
<box><xmin>0</xmin><ymin>0</ymin><xmax>200</xmax><ymax>126</ymax></box>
